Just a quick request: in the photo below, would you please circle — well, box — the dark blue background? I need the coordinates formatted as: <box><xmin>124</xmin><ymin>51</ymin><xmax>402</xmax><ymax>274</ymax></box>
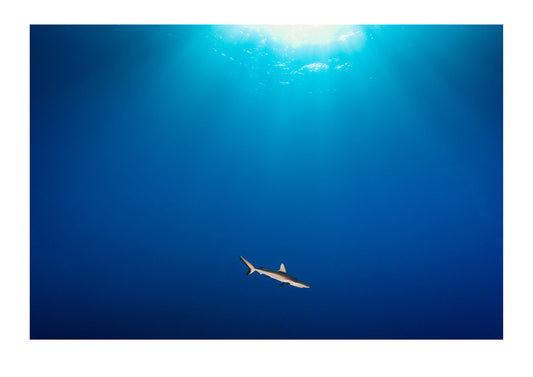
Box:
<box><xmin>30</xmin><ymin>25</ymin><xmax>502</xmax><ymax>339</ymax></box>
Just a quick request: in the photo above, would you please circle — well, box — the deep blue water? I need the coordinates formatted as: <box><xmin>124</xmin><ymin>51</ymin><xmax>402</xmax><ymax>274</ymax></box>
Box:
<box><xmin>30</xmin><ymin>25</ymin><xmax>503</xmax><ymax>339</ymax></box>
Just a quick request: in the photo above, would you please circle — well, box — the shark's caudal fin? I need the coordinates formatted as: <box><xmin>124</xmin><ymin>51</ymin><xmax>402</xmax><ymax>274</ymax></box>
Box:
<box><xmin>239</xmin><ymin>256</ymin><xmax>256</xmax><ymax>275</ymax></box>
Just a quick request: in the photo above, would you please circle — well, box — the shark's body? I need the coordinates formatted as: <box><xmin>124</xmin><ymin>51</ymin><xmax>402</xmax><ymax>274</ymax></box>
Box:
<box><xmin>239</xmin><ymin>256</ymin><xmax>310</xmax><ymax>288</ymax></box>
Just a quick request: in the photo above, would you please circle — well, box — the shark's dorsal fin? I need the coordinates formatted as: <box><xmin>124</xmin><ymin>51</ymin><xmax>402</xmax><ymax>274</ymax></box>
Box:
<box><xmin>279</xmin><ymin>263</ymin><xmax>286</xmax><ymax>272</ymax></box>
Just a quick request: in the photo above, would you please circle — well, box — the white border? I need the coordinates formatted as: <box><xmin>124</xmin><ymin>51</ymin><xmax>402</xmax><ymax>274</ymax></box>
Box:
<box><xmin>1</xmin><ymin>1</ymin><xmax>532</xmax><ymax>376</ymax></box>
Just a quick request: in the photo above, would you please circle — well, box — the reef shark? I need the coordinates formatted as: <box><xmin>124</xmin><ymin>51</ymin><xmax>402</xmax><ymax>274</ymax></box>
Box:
<box><xmin>239</xmin><ymin>255</ymin><xmax>310</xmax><ymax>288</ymax></box>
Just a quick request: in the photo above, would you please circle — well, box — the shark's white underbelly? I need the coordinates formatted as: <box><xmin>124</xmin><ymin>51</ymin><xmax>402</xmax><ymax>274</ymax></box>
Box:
<box><xmin>258</xmin><ymin>270</ymin><xmax>290</xmax><ymax>283</ymax></box>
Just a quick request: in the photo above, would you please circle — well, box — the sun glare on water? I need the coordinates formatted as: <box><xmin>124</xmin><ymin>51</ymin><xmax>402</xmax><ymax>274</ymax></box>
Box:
<box><xmin>245</xmin><ymin>25</ymin><xmax>359</xmax><ymax>48</ymax></box>
<box><xmin>211</xmin><ymin>25</ymin><xmax>367</xmax><ymax>92</ymax></box>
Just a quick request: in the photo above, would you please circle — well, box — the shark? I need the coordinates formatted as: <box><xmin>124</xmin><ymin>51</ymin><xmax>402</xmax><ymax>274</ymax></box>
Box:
<box><xmin>239</xmin><ymin>255</ymin><xmax>310</xmax><ymax>288</ymax></box>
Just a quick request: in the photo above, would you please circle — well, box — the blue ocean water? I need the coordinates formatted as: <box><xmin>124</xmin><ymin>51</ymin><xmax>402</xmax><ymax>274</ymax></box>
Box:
<box><xmin>30</xmin><ymin>25</ymin><xmax>503</xmax><ymax>339</ymax></box>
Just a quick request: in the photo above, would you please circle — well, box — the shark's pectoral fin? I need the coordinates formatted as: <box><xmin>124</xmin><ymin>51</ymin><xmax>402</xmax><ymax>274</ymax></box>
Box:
<box><xmin>279</xmin><ymin>283</ymin><xmax>289</xmax><ymax>287</ymax></box>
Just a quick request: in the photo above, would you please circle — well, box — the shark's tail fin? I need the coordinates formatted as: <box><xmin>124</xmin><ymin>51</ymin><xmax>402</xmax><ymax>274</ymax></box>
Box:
<box><xmin>239</xmin><ymin>256</ymin><xmax>256</xmax><ymax>275</ymax></box>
